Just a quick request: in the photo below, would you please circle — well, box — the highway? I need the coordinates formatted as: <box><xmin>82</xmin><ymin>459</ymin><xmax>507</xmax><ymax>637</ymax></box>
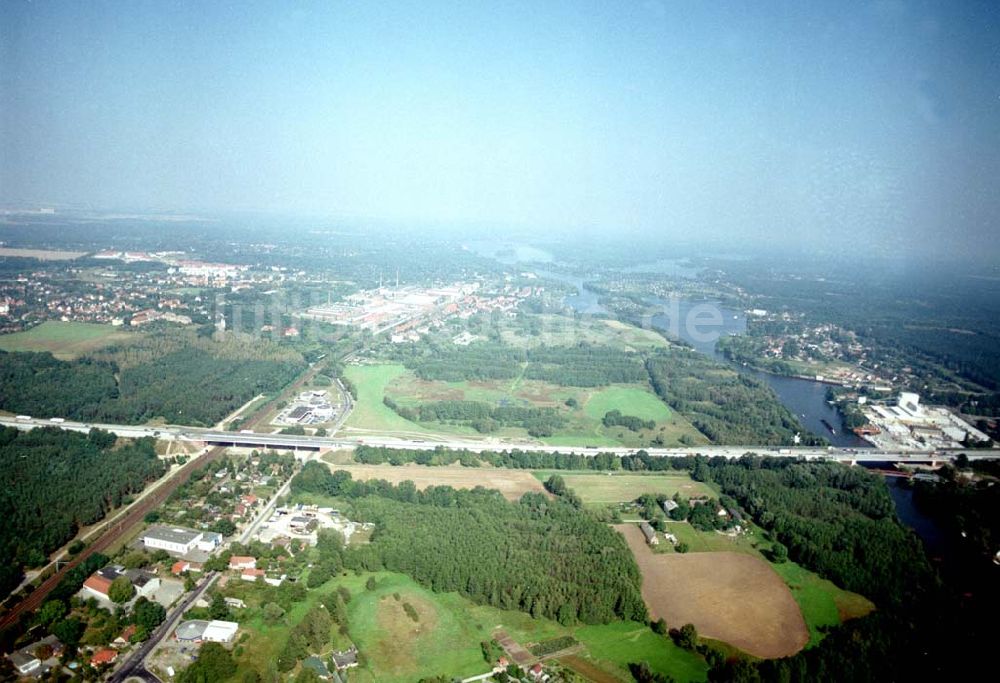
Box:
<box><xmin>2</xmin><ymin>415</ymin><xmax>998</xmax><ymax>462</ymax></box>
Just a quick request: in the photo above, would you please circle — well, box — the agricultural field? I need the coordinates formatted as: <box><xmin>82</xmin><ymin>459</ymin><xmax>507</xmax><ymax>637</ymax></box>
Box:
<box><xmin>652</xmin><ymin>522</ymin><xmax>875</xmax><ymax>648</ymax></box>
<box><xmin>499</xmin><ymin>315</ymin><xmax>669</xmax><ymax>352</ymax></box>
<box><xmin>320</xmin><ymin>459</ymin><xmax>548</xmax><ymax>501</ymax></box>
<box><xmin>616</xmin><ymin>524</ymin><xmax>809</xmax><ymax>659</ymax></box>
<box><xmin>0</xmin><ymin>247</ymin><xmax>87</xmax><ymax>260</ymax></box>
<box><xmin>0</xmin><ymin>321</ymin><xmax>134</xmax><ymax>359</ymax></box>
<box><xmin>348</xmin><ymin>362</ymin><xmax>707</xmax><ymax>446</ymax></box>
<box><xmin>533</xmin><ymin>471</ymin><xmax>716</xmax><ymax>507</ymax></box>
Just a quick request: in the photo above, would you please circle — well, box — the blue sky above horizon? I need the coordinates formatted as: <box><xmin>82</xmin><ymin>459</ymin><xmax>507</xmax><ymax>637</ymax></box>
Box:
<box><xmin>1</xmin><ymin>1</ymin><xmax>997</xmax><ymax>258</ymax></box>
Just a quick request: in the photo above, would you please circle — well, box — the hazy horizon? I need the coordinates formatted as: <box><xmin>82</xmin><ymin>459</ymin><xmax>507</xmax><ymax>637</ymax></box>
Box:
<box><xmin>2</xmin><ymin>1</ymin><xmax>998</xmax><ymax>261</ymax></box>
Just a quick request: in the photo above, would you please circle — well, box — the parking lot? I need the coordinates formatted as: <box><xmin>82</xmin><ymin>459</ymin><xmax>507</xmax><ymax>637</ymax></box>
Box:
<box><xmin>255</xmin><ymin>505</ymin><xmax>370</xmax><ymax>546</ymax></box>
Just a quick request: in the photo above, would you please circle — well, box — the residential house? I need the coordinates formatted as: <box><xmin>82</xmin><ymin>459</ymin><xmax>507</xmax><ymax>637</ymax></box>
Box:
<box><xmin>91</xmin><ymin>649</ymin><xmax>118</xmax><ymax>666</ymax></box>
<box><xmin>229</xmin><ymin>556</ymin><xmax>257</xmax><ymax>570</ymax></box>
<box><xmin>639</xmin><ymin>521</ymin><xmax>659</xmax><ymax>546</ymax></box>
<box><xmin>171</xmin><ymin>560</ymin><xmax>203</xmax><ymax>575</ymax></box>
<box><xmin>241</xmin><ymin>568</ymin><xmax>265</xmax><ymax>582</ymax></box>
<box><xmin>114</xmin><ymin>625</ymin><xmax>137</xmax><ymax>647</ymax></box>
<box><xmin>9</xmin><ymin>651</ymin><xmax>40</xmax><ymax>676</ymax></box>
<box><xmin>331</xmin><ymin>647</ymin><xmax>359</xmax><ymax>671</ymax></box>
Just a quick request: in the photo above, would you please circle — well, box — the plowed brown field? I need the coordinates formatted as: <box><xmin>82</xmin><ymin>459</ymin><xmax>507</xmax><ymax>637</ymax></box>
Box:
<box><xmin>616</xmin><ymin>524</ymin><xmax>809</xmax><ymax>659</ymax></box>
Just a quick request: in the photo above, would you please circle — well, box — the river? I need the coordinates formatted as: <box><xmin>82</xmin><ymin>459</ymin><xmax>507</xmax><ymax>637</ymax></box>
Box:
<box><xmin>464</xmin><ymin>240</ymin><xmax>868</xmax><ymax>446</ymax></box>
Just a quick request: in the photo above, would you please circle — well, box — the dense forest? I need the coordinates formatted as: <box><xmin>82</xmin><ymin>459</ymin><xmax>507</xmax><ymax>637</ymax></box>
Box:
<box><xmin>291</xmin><ymin>461</ymin><xmax>647</xmax><ymax>625</ymax></box>
<box><xmin>523</xmin><ymin>345</ymin><xmax>648</xmax><ymax>386</ymax></box>
<box><xmin>0</xmin><ymin>333</ymin><xmax>305</xmax><ymax>426</ymax></box>
<box><xmin>645</xmin><ymin>349</ymin><xmax>819</xmax><ymax>446</ymax></box>
<box><xmin>706</xmin><ymin>458</ymin><xmax>933</xmax><ymax>606</ymax></box>
<box><xmin>0</xmin><ymin>427</ymin><xmax>165</xmax><ymax>597</ymax></box>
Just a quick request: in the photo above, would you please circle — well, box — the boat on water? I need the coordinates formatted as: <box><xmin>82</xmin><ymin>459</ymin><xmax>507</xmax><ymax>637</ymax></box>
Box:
<box><xmin>821</xmin><ymin>418</ymin><xmax>837</xmax><ymax>435</ymax></box>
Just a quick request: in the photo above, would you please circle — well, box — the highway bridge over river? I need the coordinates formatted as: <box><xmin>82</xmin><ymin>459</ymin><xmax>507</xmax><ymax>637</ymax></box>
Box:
<box><xmin>3</xmin><ymin>416</ymin><xmax>998</xmax><ymax>463</ymax></box>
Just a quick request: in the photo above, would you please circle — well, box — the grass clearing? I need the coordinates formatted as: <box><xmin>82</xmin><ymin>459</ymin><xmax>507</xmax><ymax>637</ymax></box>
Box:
<box><xmin>659</xmin><ymin>521</ymin><xmax>762</xmax><ymax>555</ymax></box>
<box><xmin>769</xmin><ymin>561</ymin><xmax>875</xmax><ymax>648</ymax></box>
<box><xmin>382</xmin><ymin>364</ymin><xmax>707</xmax><ymax>447</ymax></box>
<box><xmin>344</xmin><ymin>573</ymin><xmax>562</xmax><ymax>683</ymax></box>
<box><xmin>533</xmin><ymin>471</ymin><xmax>715</xmax><ymax>506</ymax></box>
<box><xmin>342</xmin><ymin>364</ymin><xmax>436</xmax><ymax>437</ymax></box>
<box><xmin>0</xmin><ymin>321</ymin><xmax>134</xmax><ymax>359</ymax></box>
<box><xmin>583</xmin><ymin>386</ymin><xmax>672</xmax><ymax>422</ymax></box>
<box><xmin>573</xmin><ymin>622</ymin><xmax>708</xmax><ymax>683</ymax></box>
<box><xmin>230</xmin><ymin>568</ymin><xmax>710</xmax><ymax>683</ymax></box>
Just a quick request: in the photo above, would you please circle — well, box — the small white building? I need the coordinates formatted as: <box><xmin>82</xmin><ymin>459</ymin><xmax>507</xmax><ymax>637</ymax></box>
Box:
<box><xmin>174</xmin><ymin>620</ymin><xmax>239</xmax><ymax>644</ymax></box>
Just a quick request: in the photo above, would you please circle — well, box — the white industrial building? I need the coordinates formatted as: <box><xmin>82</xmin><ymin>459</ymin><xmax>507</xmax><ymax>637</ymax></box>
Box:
<box><xmin>174</xmin><ymin>620</ymin><xmax>239</xmax><ymax>643</ymax></box>
<box><xmin>141</xmin><ymin>526</ymin><xmax>223</xmax><ymax>555</ymax></box>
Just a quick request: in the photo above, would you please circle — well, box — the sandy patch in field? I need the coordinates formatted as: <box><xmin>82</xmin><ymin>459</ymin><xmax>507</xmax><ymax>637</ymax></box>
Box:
<box><xmin>327</xmin><ymin>462</ymin><xmax>547</xmax><ymax>500</ymax></box>
<box><xmin>369</xmin><ymin>594</ymin><xmax>440</xmax><ymax>676</ymax></box>
<box><xmin>616</xmin><ymin>524</ymin><xmax>809</xmax><ymax>659</ymax></box>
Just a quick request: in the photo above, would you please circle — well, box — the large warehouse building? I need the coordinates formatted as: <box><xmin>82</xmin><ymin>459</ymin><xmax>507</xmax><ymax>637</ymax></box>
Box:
<box><xmin>141</xmin><ymin>526</ymin><xmax>222</xmax><ymax>555</ymax></box>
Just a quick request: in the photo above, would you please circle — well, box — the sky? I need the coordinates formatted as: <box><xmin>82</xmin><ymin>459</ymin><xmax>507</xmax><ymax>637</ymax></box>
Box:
<box><xmin>1</xmin><ymin>0</ymin><xmax>998</xmax><ymax>258</ymax></box>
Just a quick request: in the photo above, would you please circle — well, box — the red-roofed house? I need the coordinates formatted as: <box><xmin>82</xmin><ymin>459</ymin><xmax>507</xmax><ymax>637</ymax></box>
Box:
<box><xmin>229</xmin><ymin>556</ymin><xmax>256</xmax><ymax>570</ymax></box>
<box><xmin>172</xmin><ymin>560</ymin><xmax>203</xmax><ymax>575</ymax></box>
<box><xmin>82</xmin><ymin>575</ymin><xmax>113</xmax><ymax>600</ymax></box>
<box><xmin>113</xmin><ymin>625</ymin><xmax>137</xmax><ymax>647</ymax></box>
<box><xmin>241</xmin><ymin>568</ymin><xmax>265</xmax><ymax>581</ymax></box>
<box><xmin>91</xmin><ymin>649</ymin><xmax>117</xmax><ymax>666</ymax></box>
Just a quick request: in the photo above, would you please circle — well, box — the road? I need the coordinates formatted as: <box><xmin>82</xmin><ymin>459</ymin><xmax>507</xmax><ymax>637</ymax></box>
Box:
<box><xmin>1</xmin><ymin>416</ymin><xmax>997</xmax><ymax>462</ymax></box>
<box><xmin>109</xmin><ymin>456</ymin><xmax>308</xmax><ymax>683</ymax></box>
<box><xmin>108</xmin><ymin>571</ymin><xmax>219</xmax><ymax>683</ymax></box>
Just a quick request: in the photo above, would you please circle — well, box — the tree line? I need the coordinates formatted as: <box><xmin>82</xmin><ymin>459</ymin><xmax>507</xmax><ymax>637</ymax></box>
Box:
<box><xmin>383</xmin><ymin>396</ymin><xmax>567</xmax><ymax>437</ymax></box>
<box><xmin>387</xmin><ymin>340</ymin><xmax>648</xmax><ymax>388</ymax></box>
<box><xmin>602</xmin><ymin>409</ymin><xmax>655</xmax><ymax>432</ymax></box>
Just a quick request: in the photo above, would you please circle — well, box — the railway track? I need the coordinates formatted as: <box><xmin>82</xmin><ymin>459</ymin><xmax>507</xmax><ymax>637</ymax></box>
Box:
<box><xmin>0</xmin><ymin>446</ymin><xmax>224</xmax><ymax>632</ymax></box>
<box><xmin>0</xmin><ymin>354</ymin><xmax>345</xmax><ymax>632</ymax></box>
